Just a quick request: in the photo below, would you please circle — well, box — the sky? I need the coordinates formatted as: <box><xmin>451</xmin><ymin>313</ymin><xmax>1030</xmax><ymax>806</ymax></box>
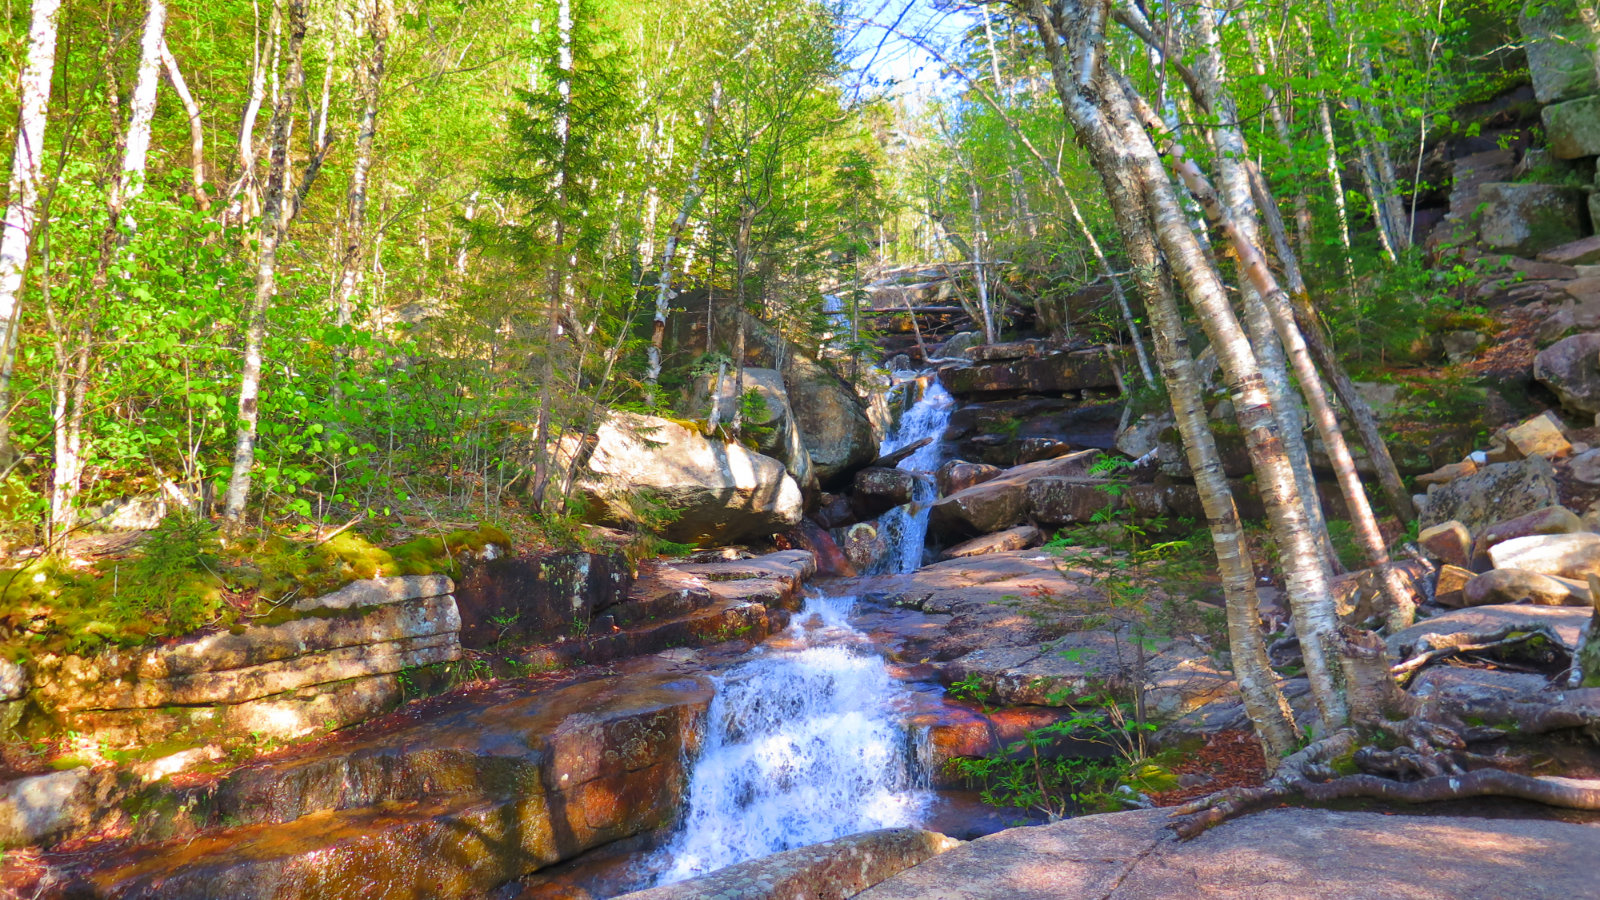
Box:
<box><xmin>838</xmin><ymin>0</ymin><xmax>979</xmax><ymax>102</ymax></box>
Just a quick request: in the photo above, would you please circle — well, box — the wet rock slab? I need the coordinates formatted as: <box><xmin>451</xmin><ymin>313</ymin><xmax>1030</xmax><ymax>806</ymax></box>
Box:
<box><xmin>614</xmin><ymin>828</ymin><xmax>961</xmax><ymax>900</ymax></box>
<box><xmin>856</xmin><ymin>807</ymin><xmax>1600</xmax><ymax>900</ymax></box>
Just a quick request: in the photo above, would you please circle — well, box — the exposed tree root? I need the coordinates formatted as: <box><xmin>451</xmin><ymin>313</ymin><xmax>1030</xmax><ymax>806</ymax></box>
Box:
<box><xmin>1169</xmin><ymin>768</ymin><xmax>1600</xmax><ymax>839</ymax></box>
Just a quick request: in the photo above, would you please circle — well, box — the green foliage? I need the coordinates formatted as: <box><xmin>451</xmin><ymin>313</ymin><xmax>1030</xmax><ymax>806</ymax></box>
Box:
<box><xmin>948</xmin><ymin>699</ymin><xmax>1170</xmax><ymax>821</ymax></box>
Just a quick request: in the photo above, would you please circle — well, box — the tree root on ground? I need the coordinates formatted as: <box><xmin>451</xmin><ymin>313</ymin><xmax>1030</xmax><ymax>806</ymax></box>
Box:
<box><xmin>1169</xmin><ymin>766</ymin><xmax>1600</xmax><ymax>839</ymax></box>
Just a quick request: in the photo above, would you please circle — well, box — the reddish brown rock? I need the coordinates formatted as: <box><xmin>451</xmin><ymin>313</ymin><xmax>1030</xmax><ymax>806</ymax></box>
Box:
<box><xmin>936</xmin><ymin>459</ymin><xmax>1002</xmax><ymax>497</ymax></box>
<box><xmin>1433</xmin><ymin>564</ymin><xmax>1474</xmax><ymax>607</ymax></box>
<box><xmin>1418</xmin><ymin>520</ymin><xmax>1473</xmax><ymax>568</ymax></box>
<box><xmin>940</xmin><ymin>526</ymin><xmax>1043</xmax><ymax>560</ymax></box>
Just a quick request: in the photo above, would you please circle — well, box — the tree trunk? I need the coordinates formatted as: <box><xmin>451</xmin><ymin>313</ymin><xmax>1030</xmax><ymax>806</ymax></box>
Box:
<box><xmin>160</xmin><ymin>39</ymin><xmax>209</xmax><ymax>210</ymax></box>
<box><xmin>1247</xmin><ymin>161</ymin><xmax>1417</xmax><ymax>523</ymax></box>
<box><xmin>0</xmin><ymin>0</ymin><xmax>64</xmax><ymax>466</ymax></box>
<box><xmin>645</xmin><ymin>81</ymin><xmax>722</xmax><ymax>398</ymax></box>
<box><xmin>1247</xmin><ymin>28</ymin><xmax>1313</xmax><ymax>253</ymax></box>
<box><xmin>530</xmin><ymin>0</ymin><xmax>573</xmax><ymax>512</ymax></box>
<box><xmin>223</xmin><ymin>0</ymin><xmax>308</xmax><ymax>524</ymax></box>
<box><xmin>52</xmin><ymin>0</ymin><xmax>168</xmax><ymax>536</ymax></box>
<box><xmin>226</xmin><ymin>0</ymin><xmax>274</xmax><ymax>224</ymax></box>
<box><xmin>1022</xmin><ymin>0</ymin><xmax>1348</xmax><ymax>731</ymax></box>
<box><xmin>334</xmin><ymin>0</ymin><xmax>391</xmax><ymax>329</ymax></box>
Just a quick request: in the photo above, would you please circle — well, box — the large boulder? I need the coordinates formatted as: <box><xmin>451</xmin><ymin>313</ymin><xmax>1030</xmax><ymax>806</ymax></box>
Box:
<box><xmin>1026</xmin><ymin>477</ymin><xmax>1114</xmax><ymax>525</ymax></box>
<box><xmin>1545</xmin><ymin>94</ymin><xmax>1600</xmax><ymax>160</ymax></box>
<box><xmin>1486</xmin><ymin>531</ymin><xmax>1600</xmax><ymax>580</ymax></box>
<box><xmin>1535</xmin><ymin>332</ymin><xmax>1600</xmax><ymax>415</ymax></box>
<box><xmin>692</xmin><ymin>367</ymin><xmax>814</xmax><ymax>489</ymax></box>
<box><xmin>928</xmin><ymin>451</ymin><xmax>1101</xmax><ymax>540</ymax></box>
<box><xmin>938</xmin><ymin>348</ymin><xmax>1119</xmax><ymax>398</ymax></box>
<box><xmin>1520</xmin><ymin>0</ymin><xmax>1600</xmax><ymax>103</ymax></box>
<box><xmin>581</xmin><ymin>413</ymin><xmax>803</xmax><ymax>545</ymax></box>
<box><xmin>853</xmin><ymin>467</ymin><xmax>917</xmax><ymax>518</ymax></box>
<box><xmin>1418</xmin><ymin>455</ymin><xmax>1559</xmax><ymax>536</ymax></box>
<box><xmin>1476</xmin><ymin>182</ymin><xmax>1588</xmax><ymax>256</ymax></box>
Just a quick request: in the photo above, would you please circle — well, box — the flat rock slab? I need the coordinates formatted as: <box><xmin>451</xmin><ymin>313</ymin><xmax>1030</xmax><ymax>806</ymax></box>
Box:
<box><xmin>1389</xmin><ymin>604</ymin><xmax>1591</xmax><ymax>656</ymax></box>
<box><xmin>857</xmin><ymin>807</ymin><xmax>1600</xmax><ymax>900</ymax></box>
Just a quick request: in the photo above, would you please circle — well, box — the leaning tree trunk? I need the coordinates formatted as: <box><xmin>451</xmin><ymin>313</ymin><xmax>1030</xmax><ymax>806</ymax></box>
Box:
<box><xmin>1022</xmin><ymin>0</ymin><xmax>1350</xmax><ymax>731</ymax></box>
<box><xmin>644</xmin><ymin>81</ymin><xmax>722</xmax><ymax>398</ymax></box>
<box><xmin>160</xmin><ymin>39</ymin><xmax>209</xmax><ymax>210</ymax></box>
<box><xmin>223</xmin><ymin>0</ymin><xmax>307</xmax><ymax>524</ymax></box>
<box><xmin>0</xmin><ymin>0</ymin><xmax>64</xmax><ymax>466</ymax></box>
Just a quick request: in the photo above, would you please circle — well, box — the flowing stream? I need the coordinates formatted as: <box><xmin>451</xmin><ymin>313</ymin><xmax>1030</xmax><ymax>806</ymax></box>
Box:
<box><xmin>649</xmin><ymin>591</ymin><xmax>933</xmax><ymax>885</ymax></box>
<box><xmin>874</xmin><ymin>378</ymin><xmax>955</xmax><ymax>574</ymax></box>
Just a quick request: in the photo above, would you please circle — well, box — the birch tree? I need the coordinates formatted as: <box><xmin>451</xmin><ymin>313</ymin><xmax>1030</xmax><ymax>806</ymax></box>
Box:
<box><xmin>223</xmin><ymin>0</ymin><xmax>310</xmax><ymax>524</ymax></box>
<box><xmin>333</xmin><ymin>0</ymin><xmax>394</xmax><ymax>329</ymax></box>
<box><xmin>0</xmin><ymin>0</ymin><xmax>65</xmax><ymax>466</ymax></box>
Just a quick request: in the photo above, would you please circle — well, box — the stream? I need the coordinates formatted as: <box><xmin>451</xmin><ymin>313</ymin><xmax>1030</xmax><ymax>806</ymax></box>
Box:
<box><xmin>646</xmin><ymin>591</ymin><xmax>934</xmax><ymax>885</ymax></box>
<box><xmin>874</xmin><ymin>377</ymin><xmax>955</xmax><ymax>574</ymax></box>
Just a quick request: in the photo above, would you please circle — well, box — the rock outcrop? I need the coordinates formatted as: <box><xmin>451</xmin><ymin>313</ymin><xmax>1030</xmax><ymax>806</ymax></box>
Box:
<box><xmin>581</xmin><ymin>412</ymin><xmax>803</xmax><ymax>545</ymax></box>
<box><xmin>1535</xmin><ymin>332</ymin><xmax>1600</xmax><ymax>416</ymax></box>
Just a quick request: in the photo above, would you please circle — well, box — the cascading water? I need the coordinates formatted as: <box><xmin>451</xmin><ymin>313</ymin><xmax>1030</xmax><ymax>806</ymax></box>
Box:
<box><xmin>874</xmin><ymin>378</ymin><xmax>955</xmax><ymax>574</ymax></box>
<box><xmin>649</xmin><ymin>592</ymin><xmax>933</xmax><ymax>885</ymax></box>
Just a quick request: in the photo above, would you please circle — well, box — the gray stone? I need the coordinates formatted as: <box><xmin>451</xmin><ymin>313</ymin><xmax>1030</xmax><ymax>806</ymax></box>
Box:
<box><xmin>1569</xmin><ymin>446</ymin><xmax>1600</xmax><ymax>484</ymax></box>
<box><xmin>1543</xmin><ymin>93</ymin><xmax>1600</xmax><ymax>159</ymax></box>
<box><xmin>294</xmin><ymin>574</ymin><xmax>454</xmax><ymax>612</ymax></box>
<box><xmin>1536</xmin><ymin>332</ymin><xmax>1600</xmax><ymax>415</ymax></box>
<box><xmin>1475</xmin><ymin>505</ymin><xmax>1583</xmax><ymax>558</ymax></box>
<box><xmin>1351</xmin><ymin>381</ymin><xmax>1403</xmax><ymax>418</ymax></box>
<box><xmin>1441</xmin><ymin>330</ymin><xmax>1486</xmax><ymax>363</ymax></box>
<box><xmin>1487</xmin><ymin>531</ymin><xmax>1600</xmax><ymax>579</ymax></box>
<box><xmin>938</xmin><ymin>331</ymin><xmax>979</xmax><ymax>359</ymax></box>
<box><xmin>0</xmin><ymin>767</ymin><xmax>107</xmax><ymax>849</ymax></box>
<box><xmin>692</xmin><ymin>366</ymin><xmax>814</xmax><ymax>488</ymax></box>
<box><xmin>1114</xmin><ymin>410</ymin><xmax>1172</xmax><ymax>458</ymax></box>
<box><xmin>857</xmin><ymin>806</ymin><xmax>1600</xmax><ymax>900</ymax></box>
<box><xmin>0</xmin><ymin>658</ymin><xmax>25</xmax><ymax>702</ymax></box>
<box><xmin>1476</xmin><ymin>182</ymin><xmax>1588</xmax><ymax>256</ymax></box>
<box><xmin>853</xmin><ymin>467</ymin><xmax>917</xmax><ymax>516</ymax></box>
<box><xmin>1520</xmin><ymin>0</ymin><xmax>1600</xmax><ymax>103</ymax></box>
<box><xmin>615</xmin><ymin>829</ymin><xmax>961</xmax><ymax>900</ymax></box>
<box><xmin>1461</xmin><ymin>567</ymin><xmax>1585</xmax><ymax>606</ymax></box>
<box><xmin>1539</xmin><ymin>234</ymin><xmax>1600</xmax><ymax>266</ymax></box>
<box><xmin>581</xmin><ymin>412</ymin><xmax>803</xmax><ymax>545</ymax></box>
<box><xmin>1418</xmin><ymin>455</ymin><xmax>1559</xmax><ymax>536</ymax></box>
<box><xmin>1025</xmin><ymin>477</ymin><xmax>1114</xmax><ymax>525</ymax></box>
<box><xmin>940</xmin><ymin>526</ymin><xmax>1043</xmax><ymax>560</ymax></box>
<box><xmin>1390</xmin><ymin>603</ymin><xmax>1592</xmax><ymax>657</ymax></box>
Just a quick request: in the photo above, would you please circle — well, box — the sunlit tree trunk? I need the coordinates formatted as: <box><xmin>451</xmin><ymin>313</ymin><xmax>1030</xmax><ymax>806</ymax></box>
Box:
<box><xmin>530</xmin><ymin>0</ymin><xmax>573</xmax><ymax>512</ymax></box>
<box><xmin>223</xmin><ymin>0</ymin><xmax>308</xmax><ymax>524</ymax></box>
<box><xmin>334</xmin><ymin>0</ymin><xmax>391</xmax><ymax>329</ymax></box>
<box><xmin>160</xmin><ymin>40</ymin><xmax>209</xmax><ymax>210</ymax></box>
<box><xmin>0</xmin><ymin>0</ymin><xmax>64</xmax><ymax>466</ymax></box>
<box><xmin>645</xmin><ymin>81</ymin><xmax>721</xmax><ymax>398</ymax></box>
<box><xmin>1246</xmin><ymin>28</ymin><xmax>1313</xmax><ymax>253</ymax></box>
<box><xmin>1020</xmin><ymin>0</ymin><xmax>1350</xmax><ymax>729</ymax></box>
<box><xmin>51</xmin><ymin>0</ymin><xmax>167</xmax><ymax>537</ymax></box>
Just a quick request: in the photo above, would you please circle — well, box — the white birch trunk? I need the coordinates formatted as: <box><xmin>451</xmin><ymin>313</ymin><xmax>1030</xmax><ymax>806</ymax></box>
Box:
<box><xmin>645</xmin><ymin>81</ymin><xmax>722</xmax><ymax>394</ymax></box>
<box><xmin>0</xmin><ymin>0</ymin><xmax>64</xmax><ymax>463</ymax></box>
<box><xmin>223</xmin><ymin>0</ymin><xmax>308</xmax><ymax>523</ymax></box>
<box><xmin>160</xmin><ymin>39</ymin><xmax>209</xmax><ymax>209</ymax></box>
<box><xmin>334</xmin><ymin>0</ymin><xmax>391</xmax><ymax>328</ymax></box>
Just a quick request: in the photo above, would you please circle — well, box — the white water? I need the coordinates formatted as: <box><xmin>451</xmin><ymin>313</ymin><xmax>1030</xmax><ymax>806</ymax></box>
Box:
<box><xmin>874</xmin><ymin>379</ymin><xmax>955</xmax><ymax>574</ymax></box>
<box><xmin>650</xmin><ymin>592</ymin><xmax>933</xmax><ymax>884</ymax></box>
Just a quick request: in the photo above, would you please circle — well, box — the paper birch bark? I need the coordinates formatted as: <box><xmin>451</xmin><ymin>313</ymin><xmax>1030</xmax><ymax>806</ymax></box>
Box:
<box><xmin>0</xmin><ymin>0</ymin><xmax>64</xmax><ymax>464</ymax></box>
<box><xmin>50</xmin><ymin>0</ymin><xmax>167</xmax><ymax>535</ymax></box>
<box><xmin>1021</xmin><ymin>0</ymin><xmax>1342</xmax><ymax>733</ymax></box>
<box><xmin>160</xmin><ymin>39</ymin><xmax>210</xmax><ymax>210</ymax></box>
<box><xmin>223</xmin><ymin>0</ymin><xmax>309</xmax><ymax>523</ymax></box>
<box><xmin>530</xmin><ymin>0</ymin><xmax>573</xmax><ymax>511</ymax></box>
<box><xmin>645</xmin><ymin>81</ymin><xmax>722</xmax><ymax>396</ymax></box>
<box><xmin>334</xmin><ymin>0</ymin><xmax>392</xmax><ymax>329</ymax></box>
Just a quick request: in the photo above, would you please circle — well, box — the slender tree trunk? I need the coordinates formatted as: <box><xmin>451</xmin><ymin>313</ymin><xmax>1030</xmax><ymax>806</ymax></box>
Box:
<box><xmin>160</xmin><ymin>40</ymin><xmax>209</xmax><ymax>210</ymax></box>
<box><xmin>223</xmin><ymin>0</ymin><xmax>308</xmax><ymax>524</ymax></box>
<box><xmin>645</xmin><ymin>81</ymin><xmax>721</xmax><ymax>397</ymax></box>
<box><xmin>1301</xmin><ymin>24</ymin><xmax>1357</xmax><ymax>289</ymax></box>
<box><xmin>968</xmin><ymin>176</ymin><xmax>996</xmax><ymax>344</ymax></box>
<box><xmin>1020</xmin><ymin>0</ymin><xmax>1350</xmax><ymax>729</ymax></box>
<box><xmin>52</xmin><ymin>0</ymin><xmax>168</xmax><ymax>536</ymax></box>
<box><xmin>226</xmin><ymin>0</ymin><xmax>272</xmax><ymax>224</ymax></box>
<box><xmin>334</xmin><ymin>0</ymin><xmax>391</xmax><ymax>329</ymax></box>
<box><xmin>530</xmin><ymin>0</ymin><xmax>573</xmax><ymax>512</ymax></box>
<box><xmin>1248</xmin><ymin>28</ymin><xmax>1313</xmax><ymax>253</ymax></box>
<box><xmin>1247</xmin><ymin>162</ymin><xmax>1418</xmax><ymax>523</ymax></box>
<box><xmin>0</xmin><ymin>0</ymin><xmax>64</xmax><ymax>466</ymax></box>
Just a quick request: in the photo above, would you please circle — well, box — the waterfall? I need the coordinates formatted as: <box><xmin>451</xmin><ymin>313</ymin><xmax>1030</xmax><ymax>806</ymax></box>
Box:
<box><xmin>874</xmin><ymin>378</ymin><xmax>955</xmax><ymax>574</ymax></box>
<box><xmin>650</xmin><ymin>592</ymin><xmax>932</xmax><ymax>885</ymax></box>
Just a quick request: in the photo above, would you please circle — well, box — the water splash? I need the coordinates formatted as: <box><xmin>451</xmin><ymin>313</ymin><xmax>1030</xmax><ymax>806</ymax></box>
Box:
<box><xmin>650</xmin><ymin>593</ymin><xmax>932</xmax><ymax>884</ymax></box>
<box><xmin>874</xmin><ymin>379</ymin><xmax>955</xmax><ymax>574</ymax></box>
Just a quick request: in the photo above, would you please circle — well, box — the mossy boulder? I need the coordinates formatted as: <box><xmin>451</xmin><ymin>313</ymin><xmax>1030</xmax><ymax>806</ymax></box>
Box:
<box><xmin>1477</xmin><ymin>182</ymin><xmax>1588</xmax><ymax>256</ymax></box>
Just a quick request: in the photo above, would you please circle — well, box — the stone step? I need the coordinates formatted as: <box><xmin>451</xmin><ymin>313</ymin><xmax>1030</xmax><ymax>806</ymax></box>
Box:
<box><xmin>518</xmin><ymin>597</ymin><xmax>785</xmax><ymax>671</ymax></box>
